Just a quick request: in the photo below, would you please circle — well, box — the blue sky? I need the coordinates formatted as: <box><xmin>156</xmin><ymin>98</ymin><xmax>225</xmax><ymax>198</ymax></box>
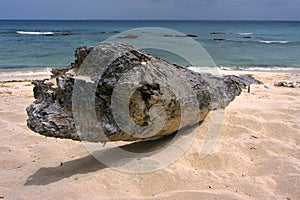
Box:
<box><xmin>1</xmin><ymin>0</ymin><xmax>300</xmax><ymax>20</ymax></box>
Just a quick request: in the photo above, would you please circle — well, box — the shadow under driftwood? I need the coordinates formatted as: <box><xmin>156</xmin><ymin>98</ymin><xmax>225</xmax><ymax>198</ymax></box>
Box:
<box><xmin>24</xmin><ymin>133</ymin><xmax>178</xmax><ymax>186</ymax></box>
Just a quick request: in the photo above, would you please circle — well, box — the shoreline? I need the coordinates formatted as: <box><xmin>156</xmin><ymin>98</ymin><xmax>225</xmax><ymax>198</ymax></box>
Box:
<box><xmin>0</xmin><ymin>68</ymin><xmax>52</xmax><ymax>82</ymax></box>
<box><xmin>1</xmin><ymin>66</ymin><xmax>300</xmax><ymax>82</ymax></box>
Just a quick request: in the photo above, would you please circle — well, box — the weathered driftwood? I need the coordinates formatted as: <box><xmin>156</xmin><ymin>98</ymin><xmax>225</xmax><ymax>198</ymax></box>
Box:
<box><xmin>26</xmin><ymin>43</ymin><xmax>261</xmax><ymax>142</ymax></box>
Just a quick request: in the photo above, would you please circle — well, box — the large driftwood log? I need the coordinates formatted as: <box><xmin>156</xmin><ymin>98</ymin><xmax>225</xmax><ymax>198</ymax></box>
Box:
<box><xmin>26</xmin><ymin>43</ymin><xmax>261</xmax><ymax>142</ymax></box>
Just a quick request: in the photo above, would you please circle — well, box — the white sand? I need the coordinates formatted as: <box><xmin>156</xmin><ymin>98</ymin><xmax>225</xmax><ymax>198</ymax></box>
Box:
<box><xmin>0</xmin><ymin>71</ymin><xmax>299</xmax><ymax>199</ymax></box>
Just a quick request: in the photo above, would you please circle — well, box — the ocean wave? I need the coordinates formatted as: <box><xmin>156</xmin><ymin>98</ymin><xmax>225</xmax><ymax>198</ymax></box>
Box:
<box><xmin>16</xmin><ymin>30</ymin><xmax>72</xmax><ymax>36</ymax></box>
<box><xmin>259</xmin><ymin>40</ymin><xmax>290</xmax><ymax>44</ymax></box>
<box><xmin>0</xmin><ymin>68</ymin><xmax>52</xmax><ymax>78</ymax></box>
<box><xmin>17</xmin><ymin>31</ymin><xmax>54</xmax><ymax>35</ymax></box>
<box><xmin>238</xmin><ymin>32</ymin><xmax>253</xmax><ymax>35</ymax></box>
<box><xmin>188</xmin><ymin>66</ymin><xmax>221</xmax><ymax>74</ymax></box>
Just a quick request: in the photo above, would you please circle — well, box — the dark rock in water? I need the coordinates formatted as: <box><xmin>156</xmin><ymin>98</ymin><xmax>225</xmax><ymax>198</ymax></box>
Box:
<box><xmin>213</xmin><ymin>38</ymin><xmax>226</xmax><ymax>41</ymax></box>
<box><xmin>163</xmin><ymin>34</ymin><xmax>174</xmax><ymax>37</ymax></box>
<box><xmin>162</xmin><ymin>34</ymin><xmax>197</xmax><ymax>38</ymax></box>
<box><xmin>100</xmin><ymin>31</ymin><xmax>120</xmax><ymax>34</ymax></box>
<box><xmin>56</xmin><ymin>30</ymin><xmax>72</xmax><ymax>36</ymax></box>
<box><xmin>243</xmin><ymin>36</ymin><xmax>252</xmax><ymax>39</ymax></box>
<box><xmin>186</xmin><ymin>34</ymin><xmax>198</xmax><ymax>38</ymax></box>
<box><xmin>210</xmin><ymin>32</ymin><xmax>226</xmax><ymax>35</ymax></box>
<box><xmin>117</xmin><ymin>34</ymin><xmax>138</xmax><ymax>39</ymax></box>
<box><xmin>26</xmin><ymin>43</ymin><xmax>261</xmax><ymax>142</ymax></box>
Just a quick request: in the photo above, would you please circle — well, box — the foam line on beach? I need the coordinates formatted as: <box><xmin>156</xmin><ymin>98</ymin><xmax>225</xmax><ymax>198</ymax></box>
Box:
<box><xmin>219</xmin><ymin>66</ymin><xmax>300</xmax><ymax>71</ymax></box>
<box><xmin>189</xmin><ymin>66</ymin><xmax>300</xmax><ymax>72</ymax></box>
<box><xmin>0</xmin><ymin>68</ymin><xmax>52</xmax><ymax>81</ymax></box>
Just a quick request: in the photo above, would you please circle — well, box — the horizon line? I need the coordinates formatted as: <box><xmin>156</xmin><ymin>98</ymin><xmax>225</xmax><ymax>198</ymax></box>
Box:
<box><xmin>0</xmin><ymin>18</ymin><xmax>300</xmax><ymax>22</ymax></box>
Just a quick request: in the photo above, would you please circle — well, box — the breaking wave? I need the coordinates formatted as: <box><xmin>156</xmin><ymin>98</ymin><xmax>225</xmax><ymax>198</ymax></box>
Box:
<box><xmin>16</xmin><ymin>30</ymin><xmax>72</xmax><ymax>36</ymax></box>
<box><xmin>238</xmin><ymin>32</ymin><xmax>253</xmax><ymax>35</ymax></box>
<box><xmin>259</xmin><ymin>40</ymin><xmax>290</xmax><ymax>44</ymax></box>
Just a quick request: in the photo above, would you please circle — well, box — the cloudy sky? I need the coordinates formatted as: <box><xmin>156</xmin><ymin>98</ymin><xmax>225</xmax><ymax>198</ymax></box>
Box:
<box><xmin>1</xmin><ymin>0</ymin><xmax>299</xmax><ymax>20</ymax></box>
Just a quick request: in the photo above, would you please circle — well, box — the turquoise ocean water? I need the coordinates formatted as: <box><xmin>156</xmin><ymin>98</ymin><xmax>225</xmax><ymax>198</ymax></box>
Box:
<box><xmin>0</xmin><ymin>20</ymin><xmax>299</xmax><ymax>70</ymax></box>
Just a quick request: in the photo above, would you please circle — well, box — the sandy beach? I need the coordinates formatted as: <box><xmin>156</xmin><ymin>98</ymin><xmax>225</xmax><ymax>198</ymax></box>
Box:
<box><xmin>0</xmin><ymin>71</ymin><xmax>299</xmax><ymax>199</ymax></box>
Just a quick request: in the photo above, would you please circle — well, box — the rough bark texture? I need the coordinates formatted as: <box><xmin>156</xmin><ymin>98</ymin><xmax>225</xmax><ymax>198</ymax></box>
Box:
<box><xmin>26</xmin><ymin>43</ymin><xmax>261</xmax><ymax>142</ymax></box>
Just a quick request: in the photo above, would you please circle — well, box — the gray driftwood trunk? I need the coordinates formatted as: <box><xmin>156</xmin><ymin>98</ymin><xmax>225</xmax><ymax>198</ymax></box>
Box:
<box><xmin>26</xmin><ymin>43</ymin><xmax>261</xmax><ymax>142</ymax></box>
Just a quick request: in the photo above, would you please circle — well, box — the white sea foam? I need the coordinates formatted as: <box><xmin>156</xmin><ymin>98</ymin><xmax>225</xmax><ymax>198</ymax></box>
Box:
<box><xmin>189</xmin><ymin>66</ymin><xmax>300</xmax><ymax>73</ymax></box>
<box><xmin>187</xmin><ymin>66</ymin><xmax>221</xmax><ymax>75</ymax></box>
<box><xmin>259</xmin><ymin>40</ymin><xmax>289</xmax><ymax>44</ymax></box>
<box><xmin>220</xmin><ymin>66</ymin><xmax>300</xmax><ymax>71</ymax></box>
<box><xmin>16</xmin><ymin>31</ymin><xmax>55</xmax><ymax>35</ymax></box>
<box><xmin>0</xmin><ymin>68</ymin><xmax>52</xmax><ymax>81</ymax></box>
<box><xmin>238</xmin><ymin>33</ymin><xmax>253</xmax><ymax>35</ymax></box>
